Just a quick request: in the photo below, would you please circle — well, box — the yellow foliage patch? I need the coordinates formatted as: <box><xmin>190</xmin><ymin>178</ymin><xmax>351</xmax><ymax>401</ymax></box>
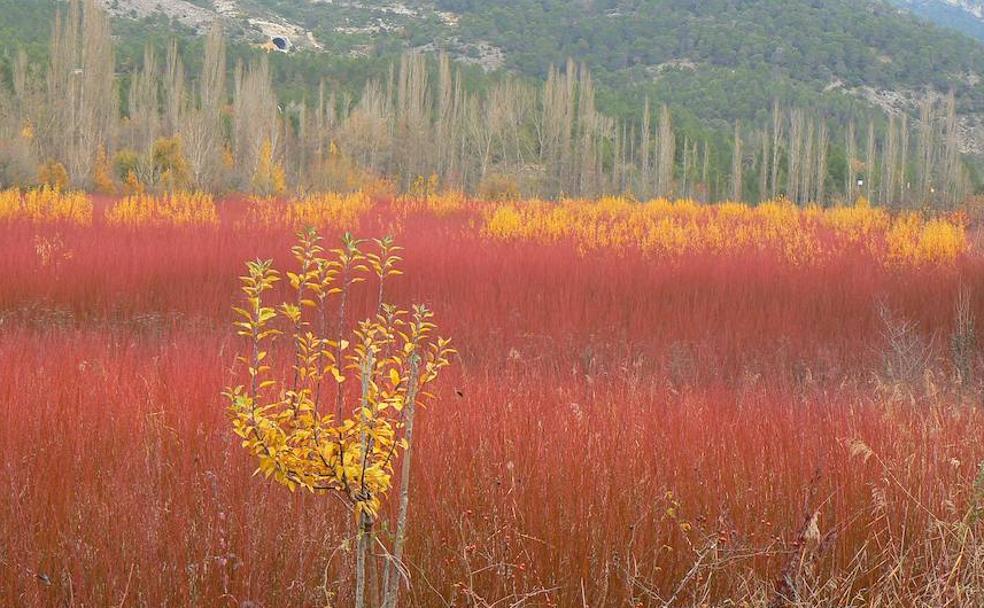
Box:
<box><xmin>886</xmin><ymin>214</ymin><xmax>968</xmax><ymax>265</ymax></box>
<box><xmin>106</xmin><ymin>192</ymin><xmax>218</xmax><ymax>227</ymax></box>
<box><xmin>243</xmin><ymin>192</ymin><xmax>373</xmax><ymax>231</ymax></box>
<box><xmin>481</xmin><ymin>196</ymin><xmax>968</xmax><ymax>266</ymax></box>
<box><xmin>0</xmin><ymin>187</ymin><xmax>93</xmax><ymax>225</ymax></box>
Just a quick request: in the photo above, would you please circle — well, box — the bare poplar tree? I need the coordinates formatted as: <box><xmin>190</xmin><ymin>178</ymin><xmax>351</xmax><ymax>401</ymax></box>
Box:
<box><xmin>731</xmin><ymin>121</ymin><xmax>742</xmax><ymax>201</ymax></box>
<box><xmin>898</xmin><ymin>115</ymin><xmax>910</xmax><ymax>208</ymax></box>
<box><xmin>45</xmin><ymin>0</ymin><xmax>116</xmax><ymax>185</ymax></box>
<box><xmin>787</xmin><ymin>109</ymin><xmax>803</xmax><ymax>204</ymax></box>
<box><xmin>639</xmin><ymin>97</ymin><xmax>652</xmax><ymax>197</ymax></box>
<box><xmin>801</xmin><ymin>121</ymin><xmax>815</xmax><ymax>204</ymax></box>
<box><xmin>701</xmin><ymin>140</ymin><xmax>710</xmax><ymax>202</ymax></box>
<box><xmin>182</xmin><ymin>23</ymin><xmax>226</xmax><ymax>190</ymax></box>
<box><xmin>942</xmin><ymin>91</ymin><xmax>964</xmax><ymax>208</ymax></box>
<box><xmin>575</xmin><ymin>67</ymin><xmax>611</xmax><ymax>196</ymax></box>
<box><xmin>680</xmin><ymin>135</ymin><xmax>691</xmax><ymax>199</ymax></box>
<box><xmin>916</xmin><ymin>98</ymin><xmax>936</xmax><ymax>206</ymax></box>
<box><xmin>880</xmin><ymin>116</ymin><xmax>898</xmax><ymax>208</ymax></box>
<box><xmin>233</xmin><ymin>55</ymin><xmax>280</xmax><ymax>189</ymax></box>
<box><xmin>537</xmin><ymin>63</ymin><xmax>576</xmax><ymax>196</ymax></box>
<box><xmin>394</xmin><ymin>52</ymin><xmax>431</xmax><ymax>187</ymax></box>
<box><xmin>770</xmin><ymin>100</ymin><xmax>783</xmax><ymax>199</ymax></box>
<box><xmin>435</xmin><ymin>54</ymin><xmax>457</xmax><ymax>182</ymax></box>
<box><xmin>865</xmin><ymin>121</ymin><xmax>876</xmax><ymax>203</ymax></box>
<box><xmin>468</xmin><ymin>85</ymin><xmax>509</xmax><ymax>184</ymax></box>
<box><xmin>338</xmin><ymin>80</ymin><xmax>392</xmax><ymax>174</ymax></box>
<box><xmin>656</xmin><ymin>104</ymin><xmax>674</xmax><ymax>198</ymax></box>
<box><xmin>128</xmin><ymin>44</ymin><xmax>160</xmax><ymax>155</ymax></box>
<box><xmin>759</xmin><ymin>128</ymin><xmax>769</xmax><ymax>202</ymax></box>
<box><xmin>814</xmin><ymin>122</ymin><xmax>828</xmax><ymax>205</ymax></box>
<box><xmin>845</xmin><ymin>121</ymin><xmax>857</xmax><ymax>203</ymax></box>
<box><xmin>163</xmin><ymin>40</ymin><xmax>186</xmax><ymax>137</ymax></box>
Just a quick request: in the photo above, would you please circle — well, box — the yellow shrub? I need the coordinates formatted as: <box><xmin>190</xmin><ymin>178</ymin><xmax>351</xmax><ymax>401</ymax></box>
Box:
<box><xmin>396</xmin><ymin>189</ymin><xmax>467</xmax><ymax>217</ymax></box>
<box><xmin>484</xmin><ymin>204</ymin><xmax>526</xmax><ymax>240</ymax></box>
<box><xmin>915</xmin><ymin>219</ymin><xmax>967</xmax><ymax>264</ymax></box>
<box><xmin>478</xmin><ymin>196</ymin><xmax>967</xmax><ymax>267</ymax></box>
<box><xmin>816</xmin><ymin>200</ymin><xmax>890</xmax><ymax>241</ymax></box>
<box><xmin>881</xmin><ymin>213</ymin><xmax>967</xmax><ymax>265</ymax></box>
<box><xmin>242</xmin><ymin>192</ymin><xmax>373</xmax><ymax>231</ymax></box>
<box><xmin>0</xmin><ymin>187</ymin><xmax>93</xmax><ymax>224</ymax></box>
<box><xmin>288</xmin><ymin>192</ymin><xmax>372</xmax><ymax>230</ymax></box>
<box><xmin>0</xmin><ymin>190</ymin><xmax>20</xmax><ymax>220</ymax></box>
<box><xmin>106</xmin><ymin>192</ymin><xmax>218</xmax><ymax>227</ymax></box>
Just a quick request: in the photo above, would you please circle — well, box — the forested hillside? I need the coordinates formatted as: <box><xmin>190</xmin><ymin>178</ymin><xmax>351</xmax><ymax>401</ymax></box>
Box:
<box><xmin>432</xmin><ymin>0</ymin><xmax>982</xmax><ymax>90</ymax></box>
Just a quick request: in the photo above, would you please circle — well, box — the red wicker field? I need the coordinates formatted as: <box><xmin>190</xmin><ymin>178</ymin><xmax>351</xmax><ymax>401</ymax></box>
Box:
<box><xmin>1</xmin><ymin>193</ymin><xmax>983</xmax><ymax>607</ymax></box>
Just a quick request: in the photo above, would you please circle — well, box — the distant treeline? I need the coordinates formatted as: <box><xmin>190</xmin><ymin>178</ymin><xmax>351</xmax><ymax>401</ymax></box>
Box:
<box><xmin>0</xmin><ymin>0</ymin><xmax>973</xmax><ymax>207</ymax></box>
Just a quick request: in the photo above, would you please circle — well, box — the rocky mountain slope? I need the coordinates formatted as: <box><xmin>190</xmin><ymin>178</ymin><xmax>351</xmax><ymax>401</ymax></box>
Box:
<box><xmin>889</xmin><ymin>0</ymin><xmax>984</xmax><ymax>41</ymax></box>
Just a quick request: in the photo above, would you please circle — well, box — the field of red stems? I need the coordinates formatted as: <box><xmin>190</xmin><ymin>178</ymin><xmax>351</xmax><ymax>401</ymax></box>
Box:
<box><xmin>2</xmin><ymin>194</ymin><xmax>984</xmax><ymax>608</ymax></box>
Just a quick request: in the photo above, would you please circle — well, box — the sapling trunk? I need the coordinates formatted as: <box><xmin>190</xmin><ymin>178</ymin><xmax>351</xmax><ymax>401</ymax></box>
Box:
<box><xmin>370</xmin><ymin>538</ymin><xmax>383</xmax><ymax>608</ymax></box>
<box><xmin>383</xmin><ymin>352</ymin><xmax>422</xmax><ymax>608</ymax></box>
<box><xmin>355</xmin><ymin>513</ymin><xmax>372</xmax><ymax>608</ymax></box>
<box><xmin>355</xmin><ymin>348</ymin><xmax>375</xmax><ymax>608</ymax></box>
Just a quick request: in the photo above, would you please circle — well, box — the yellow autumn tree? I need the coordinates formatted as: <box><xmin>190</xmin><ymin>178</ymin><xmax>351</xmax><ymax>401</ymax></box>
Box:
<box><xmin>152</xmin><ymin>136</ymin><xmax>190</xmax><ymax>192</ymax></box>
<box><xmin>37</xmin><ymin>160</ymin><xmax>69</xmax><ymax>190</ymax></box>
<box><xmin>92</xmin><ymin>146</ymin><xmax>116</xmax><ymax>194</ymax></box>
<box><xmin>122</xmin><ymin>170</ymin><xmax>145</xmax><ymax>196</ymax></box>
<box><xmin>225</xmin><ymin>229</ymin><xmax>454</xmax><ymax>608</ymax></box>
<box><xmin>251</xmin><ymin>139</ymin><xmax>286</xmax><ymax>197</ymax></box>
